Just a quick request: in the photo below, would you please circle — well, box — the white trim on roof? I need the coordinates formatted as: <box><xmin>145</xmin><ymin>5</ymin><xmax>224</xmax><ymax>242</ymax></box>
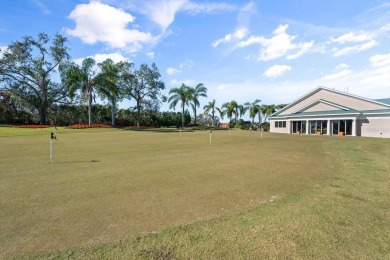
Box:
<box><xmin>362</xmin><ymin>111</ymin><xmax>390</xmax><ymax>115</ymax></box>
<box><xmin>270</xmin><ymin>112</ymin><xmax>360</xmax><ymax>119</ymax></box>
<box><xmin>291</xmin><ymin>99</ymin><xmax>350</xmax><ymax>114</ymax></box>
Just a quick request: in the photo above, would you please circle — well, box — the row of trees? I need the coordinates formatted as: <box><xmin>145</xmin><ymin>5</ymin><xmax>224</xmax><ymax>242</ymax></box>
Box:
<box><xmin>60</xmin><ymin>57</ymin><xmax>164</xmax><ymax>127</ymax></box>
<box><xmin>0</xmin><ymin>33</ymin><xmax>285</xmax><ymax>128</ymax></box>
<box><xmin>167</xmin><ymin>83</ymin><xmax>286</xmax><ymax>129</ymax></box>
<box><xmin>0</xmin><ymin>33</ymin><xmax>165</xmax><ymax>127</ymax></box>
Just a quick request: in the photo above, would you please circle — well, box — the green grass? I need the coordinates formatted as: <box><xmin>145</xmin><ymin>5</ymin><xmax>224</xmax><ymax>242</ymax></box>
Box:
<box><xmin>0</xmin><ymin>128</ymin><xmax>389</xmax><ymax>259</ymax></box>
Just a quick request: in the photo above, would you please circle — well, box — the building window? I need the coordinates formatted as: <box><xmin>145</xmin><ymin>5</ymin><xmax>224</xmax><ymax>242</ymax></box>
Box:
<box><xmin>331</xmin><ymin>120</ymin><xmax>353</xmax><ymax>136</ymax></box>
<box><xmin>310</xmin><ymin>120</ymin><xmax>328</xmax><ymax>134</ymax></box>
<box><xmin>292</xmin><ymin>121</ymin><xmax>306</xmax><ymax>134</ymax></box>
<box><xmin>275</xmin><ymin>121</ymin><xmax>286</xmax><ymax>128</ymax></box>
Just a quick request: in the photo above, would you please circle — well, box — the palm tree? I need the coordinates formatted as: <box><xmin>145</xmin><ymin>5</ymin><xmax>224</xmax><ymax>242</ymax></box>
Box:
<box><xmin>222</xmin><ymin>100</ymin><xmax>244</xmax><ymax>125</ymax></box>
<box><xmin>261</xmin><ymin>104</ymin><xmax>276</xmax><ymax>122</ymax></box>
<box><xmin>188</xmin><ymin>83</ymin><xmax>207</xmax><ymax>125</ymax></box>
<box><xmin>244</xmin><ymin>99</ymin><xmax>262</xmax><ymax>127</ymax></box>
<box><xmin>203</xmin><ymin>99</ymin><xmax>223</xmax><ymax>127</ymax></box>
<box><xmin>168</xmin><ymin>83</ymin><xmax>192</xmax><ymax>127</ymax></box>
<box><xmin>62</xmin><ymin>57</ymin><xmax>118</xmax><ymax>127</ymax></box>
<box><xmin>276</xmin><ymin>103</ymin><xmax>288</xmax><ymax>111</ymax></box>
<box><xmin>97</xmin><ymin>58</ymin><xmax>121</xmax><ymax>126</ymax></box>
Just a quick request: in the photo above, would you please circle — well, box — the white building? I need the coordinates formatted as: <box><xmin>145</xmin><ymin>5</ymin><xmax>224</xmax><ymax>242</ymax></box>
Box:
<box><xmin>270</xmin><ymin>87</ymin><xmax>390</xmax><ymax>138</ymax></box>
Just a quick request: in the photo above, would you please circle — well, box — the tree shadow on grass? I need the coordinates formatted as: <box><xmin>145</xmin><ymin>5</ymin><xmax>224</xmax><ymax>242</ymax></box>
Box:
<box><xmin>53</xmin><ymin>160</ymin><xmax>100</xmax><ymax>163</ymax></box>
<box><xmin>120</xmin><ymin>128</ymin><xmax>195</xmax><ymax>133</ymax></box>
<box><xmin>119</xmin><ymin>127</ymin><xmax>228</xmax><ymax>133</ymax></box>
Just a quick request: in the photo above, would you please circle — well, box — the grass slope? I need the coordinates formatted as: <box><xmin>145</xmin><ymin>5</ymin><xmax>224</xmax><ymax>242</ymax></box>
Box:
<box><xmin>1</xmin><ymin>128</ymin><xmax>389</xmax><ymax>259</ymax></box>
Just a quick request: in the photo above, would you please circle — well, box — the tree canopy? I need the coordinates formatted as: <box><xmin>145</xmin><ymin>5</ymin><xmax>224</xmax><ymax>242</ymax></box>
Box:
<box><xmin>203</xmin><ymin>99</ymin><xmax>223</xmax><ymax>127</ymax></box>
<box><xmin>122</xmin><ymin>63</ymin><xmax>165</xmax><ymax>127</ymax></box>
<box><xmin>168</xmin><ymin>83</ymin><xmax>192</xmax><ymax>127</ymax></box>
<box><xmin>188</xmin><ymin>83</ymin><xmax>207</xmax><ymax>125</ymax></box>
<box><xmin>0</xmin><ymin>33</ymin><xmax>69</xmax><ymax>124</ymax></box>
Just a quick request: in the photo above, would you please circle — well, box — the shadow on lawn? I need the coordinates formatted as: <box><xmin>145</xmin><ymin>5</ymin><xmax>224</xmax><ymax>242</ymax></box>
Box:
<box><xmin>54</xmin><ymin>160</ymin><xmax>100</xmax><ymax>164</ymax></box>
<box><xmin>120</xmin><ymin>127</ymin><xmax>228</xmax><ymax>133</ymax></box>
<box><xmin>120</xmin><ymin>128</ymin><xmax>195</xmax><ymax>133</ymax></box>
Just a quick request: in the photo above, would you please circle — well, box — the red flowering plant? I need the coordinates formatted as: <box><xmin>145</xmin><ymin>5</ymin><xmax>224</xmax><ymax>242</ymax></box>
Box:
<box><xmin>67</xmin><ymin>123</ymin><xmax>112</xmax><ymax>129</ymax></box>
<box><xmin>11</xmin><ymin>124</ymin><xmax>51</xmax><ymax>128</ymax></box>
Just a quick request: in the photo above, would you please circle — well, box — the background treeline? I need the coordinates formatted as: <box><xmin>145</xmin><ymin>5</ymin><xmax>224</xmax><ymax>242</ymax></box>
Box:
<box><xmin>0</xmin><ymin>93</ymin><xmax>191</xmax><ymax>127</ymax></box>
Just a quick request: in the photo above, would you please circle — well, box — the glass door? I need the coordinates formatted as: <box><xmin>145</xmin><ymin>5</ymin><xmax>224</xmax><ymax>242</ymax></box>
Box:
<box><xmin>332</xmin><ymin>121</ymin><xmax>339</xmax><ymax>135</ymax></box>
<box><xmin>302</xmin><ymin>121</ymin><xmax>306</xmax><ymax>134</ymax></box>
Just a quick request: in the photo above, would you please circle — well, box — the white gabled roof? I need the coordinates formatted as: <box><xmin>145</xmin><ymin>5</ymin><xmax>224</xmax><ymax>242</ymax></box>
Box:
<box><xmin>291</xmin><ymin>99</ymin><xmax>350</xmax><ymax>114</ymax></box>
<box><xmin>271</xmin><ymin>86</ymin><xmax>390</xmax><ymax>117</ymax></box>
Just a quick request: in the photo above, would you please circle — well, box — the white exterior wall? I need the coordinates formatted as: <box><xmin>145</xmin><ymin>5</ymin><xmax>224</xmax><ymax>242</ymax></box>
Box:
<box><xmin>270</xmin><ymin>119</ymin><xmax>290</xmax><ymax>134</ymax></box>
<box><xmin>359</xmin><ymin>116</ymin><xmax>390</xmax><ymax>138</ymax></box>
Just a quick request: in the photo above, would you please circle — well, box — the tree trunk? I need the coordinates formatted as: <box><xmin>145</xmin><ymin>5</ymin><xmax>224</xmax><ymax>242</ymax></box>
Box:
<box><xmin>111</xmin><ymin>99</ymin><xmax>115</xmax><ymax>126</ymax></box>
<box><xmin>136</xmin><ymin>99</ymin><xmax>141</xmax><ymax>127</ymax></box>
<box><xmin>88</xmin><ymin>93</ymin><xmax>92</xmax><ymax>127</ymax></box>
<box><xmin>258</xmin><ymin>112</ymin><xmax>262</xmax><ymax>131</ymax></box>
<box><xmin>181</xmin><ymin>102</ymin><xmax>185</xmax><ymax>127</ymax></box>
<box><xmin>40</xmin><ymin>91</ymin><xmax>48</xmax><ymax>125</ymax></box>
<box><xmin>39</xmin><ymin>107</ymin><xmax>47</xmax><ymax>125</ymax></box>
<box><xmin>212</xmin><ymin>110</ymin><xmax>215</xmax><ymax>127</ymax></box>
<box><xmin>194</xmin><ymin>106</ymin><xmax>197</xmax><ymax>125</ymax></box>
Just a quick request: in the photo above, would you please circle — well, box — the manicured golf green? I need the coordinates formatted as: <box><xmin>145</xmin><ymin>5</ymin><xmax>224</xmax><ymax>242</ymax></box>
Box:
<box><xmin>0</xmin><ymin>127</ymin><xmax>389</xmax><ymax>258</ymax></box>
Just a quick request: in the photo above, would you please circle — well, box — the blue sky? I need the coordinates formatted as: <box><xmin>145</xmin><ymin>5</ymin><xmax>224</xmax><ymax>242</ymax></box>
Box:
<box><xmin>1</xmin><ymin>0</ymin><xmax>390</xmax><ymax>118</ymax></box>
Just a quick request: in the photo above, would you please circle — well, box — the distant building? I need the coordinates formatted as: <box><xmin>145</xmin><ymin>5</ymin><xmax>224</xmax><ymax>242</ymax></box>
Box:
<box><xmin>219</xmin><ymin>123</ymin><xmax>229</xmax><ymax>128</ymax></box>
<box><xmin>270</xmin><ymin>87</ymin><xmax>390</xmax><ymax>138</ymax></box>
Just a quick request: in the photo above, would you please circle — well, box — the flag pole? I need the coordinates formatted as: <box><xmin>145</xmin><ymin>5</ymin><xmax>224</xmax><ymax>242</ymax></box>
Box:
<box><xmin>50</xmin><ymin>132</ymin><xmax>56</xmax><ymax>163</ymax></box>
<box><xmin>50</xmin><ymin>135</ymin><xmax>53</xmax><ymax>163</ymax></box>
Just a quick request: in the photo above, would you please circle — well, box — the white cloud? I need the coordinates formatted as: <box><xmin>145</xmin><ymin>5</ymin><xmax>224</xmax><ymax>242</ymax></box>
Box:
<box><xmin>361</xmin><ymin>52</ymin><xmax>390</xmax><ymax>87</ymax></box>
<box><xmin>133</xmin><ymin>0</ymin><xmax>235</xmax><ymax>32</ymax></box>
<box><xmin>237</xmin><ymin>35</ymin><xmax>263</xmax><ymax>47</ymax></box>
<box><xmin>66</xmin><ymin>1</ymin><xmax>155</xmax><ymax>52</ymax></box>
<box><xmin>210</xmin><ymin>2</ymin><xmax>254</xmax><ymax>48</ymax></box>
<box><xmin>182</xmin><ymin>2</ymin><xmax>236</xmax><ymax>15</ymax></box>
<box><xmin>167</xmin><ymin>67</ymin><xmax>181</xmax><ymax>75</ymax></box>
<box><xmin>91</xmin><ymin>53</ymin><xmax>129</xmax><ymax>63</ymax></box>
<box><xmin>32</xmin><ymin>0</ymin><xmax>51</xmax><ymax>15</ymax></box>
<box><xmin>252</xmin><ymin>24</ymin><xmax>296</xmax><ymax>61</ymax></box>
<box><xmin>335</xmin><ymin>63</ymin><xmax>349</xmax><ymax>70</ymax></box>
<box><xmin>142</xmin><ymin>0</ymin><xmax>187</xmax><ymax>32</ymax></box>
<box><xmin>330</xmin><ymin>30</ymin><xmax>378</xmax><ymax>57</ymax></box>
<box><xmin>147</xmin><ymin>52</ymin><xmax>155</xmax><ymax>59</ymax></box>
<box><xmin>166</xmin><ymin>60</ymin><xmax>195</xmax><ymax>75</ymax></box>
<box><xmin>73</xmin><ymin>53</ymin><xmax>129</xmax><ymax>67</ymax></box>
<box><xmin>379</xmin><ymin>23</ymin><xmax>390</xmax><ymax>32</ymax></box>
<box><xmin>315</xmin><ymin>52</ymin><xmax>390</xmax><ymax>96</ymax></box>
<box><xmin>236</xmin><ymin>24</ymin><xmax>314</xmax><ymax>61</ymax></box>
<box><xmin>319</xmin><ymin>69</ymin><xmax>352</xmax><ymax>81</ymax></box>
<box><xmin>331</xmin><ymin>31</ymin><xmax>372</xmax><ymax>44</ymax></box>
<box><xmin>318</xmin><ymin>63</ymin><xmax>353</xmax><ymax>81</ymax></box>
<box><xmin>369</xmin><ymin>52</ymin><xmax>390</xmax><ymax>67</ymax></box>
<box><xmin>170</xmin><ymin>79</ymin><xmax>195</xmax><ymax>86</ymax></box>
<box><xmin>211</xmin><ymin>27</ymin><xmax>248</xmax><ymax>47</ymax></box>
<box><xmin>263</xmin><ymin>65</ymin><xmax>292</xmax><ymax>78</ymax></box>
<box><xmin>237</xmin><ymin>1</ymin><xmax>256</xmax><ymax>26</ymax></box>
<box><xmin>287</xmin><ymin>40</ymin><xmax>314</xmax><ymax>60</ymax></box>
<box><xmin>333</xmin><ymin>40</ymin><xmax>377</xmax><ymax>57</ymax></box>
